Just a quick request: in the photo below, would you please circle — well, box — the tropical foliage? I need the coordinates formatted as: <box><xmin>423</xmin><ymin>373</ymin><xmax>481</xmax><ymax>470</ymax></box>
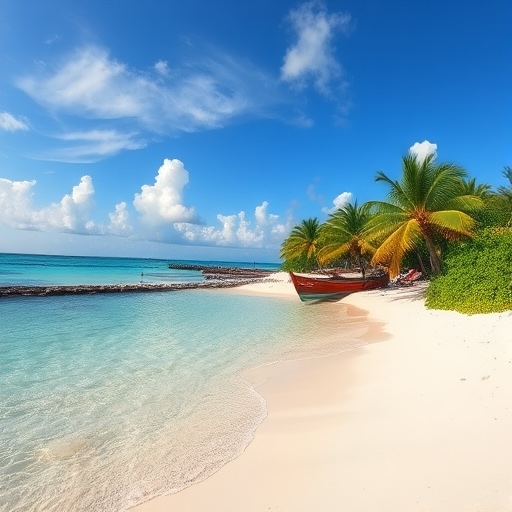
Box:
<box><xmin>425</xmin><ymin>228</ymin><xmax>512</xmax><ymax>314</ymax></box>
<box><xmin>279</xmin><ymin>152</ymin><xmax>512</xmax><ymax>314</ymax></box>
<box><xmin>366</xmin><ymin>153</ymin><xmax>482</xmax><ymax>277</ymax></box>
<box><xmin>472</xmin><ymin>167</ymin><xmax>512</xmax><ymax>229</ymax></box>
<box><xmin>318</xmin><ymin>202</ymin><xmax>376</xmax><ymax>277</ymax></box>
<box><xmin>497</xmin><ymin>166</ymin><xmax>512</xmax><ymax>203</ymax></box>
<box><xmin>280</xmin><ymin>218</ymin><xmax>322</xmax><ymax>269</ymax></box>
<box><xmin>458</xmin><ymin>177</ymin><xmax>492</xmax><ymax>199</ymax></box>
<box><xmin>280</xmin><ymin>253</ymin><xmax>319</xmax><ymax>273</ymax></box>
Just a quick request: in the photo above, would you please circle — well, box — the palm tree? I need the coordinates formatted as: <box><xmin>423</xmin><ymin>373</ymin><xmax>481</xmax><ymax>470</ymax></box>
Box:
<box><xmin>317</xmin><ymin>202</ymin><xmax>376</xmax><ymax>278</ymax></box>
<box><xmin>458</xmin><ymin>177</ymin><xmax>492</xmax><ymax>199</ymax></box>
<box><xmin>280</xmin><ymin>217</ymin><xmax>322</xmax><ymax>265</ymax></box>
<box><xmin>368</xmin><ymin>153</ymin><xmax>483</xmax><ymax>277</ymax></box>
<box><xmin>494</xmin><ymin>166</ymin><xmax>512</xmax><ymax>227</ymax></box>
<box><xmin>497</xmin><ymin>166</ymin><xmax>512</xmax><ymax>201</ymax></box>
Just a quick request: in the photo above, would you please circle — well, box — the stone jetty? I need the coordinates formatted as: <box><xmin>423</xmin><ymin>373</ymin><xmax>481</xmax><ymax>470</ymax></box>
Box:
<box><xmin>0</xmin><ymin>266</ymin><xmax>277</xmax><ymax>298</ymax></box>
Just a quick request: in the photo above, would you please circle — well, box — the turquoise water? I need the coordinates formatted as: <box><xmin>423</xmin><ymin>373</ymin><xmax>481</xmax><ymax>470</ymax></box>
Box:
<box><xmin>0</xmin><ymin>254</ymin><xmax>370</xmax><ymax>511</ymax></box>
<box><xmin>0</xmin><ymin>253</ymin><xmax>280</xmax><ymax>287</ymax></box>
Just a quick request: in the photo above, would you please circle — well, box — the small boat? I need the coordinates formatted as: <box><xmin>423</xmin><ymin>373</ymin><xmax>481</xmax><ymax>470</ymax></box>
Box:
<box><xmin>289</xmin><ymin>271</ymin><xmax>390</xmax><ymax>302</ymax></box>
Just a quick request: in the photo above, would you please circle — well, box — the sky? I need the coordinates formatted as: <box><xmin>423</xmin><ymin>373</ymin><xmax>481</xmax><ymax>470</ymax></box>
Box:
<box><xmin>0</xmin><ymin>0</ymin><xmax>510</xmax><ymax>263</ymax></box>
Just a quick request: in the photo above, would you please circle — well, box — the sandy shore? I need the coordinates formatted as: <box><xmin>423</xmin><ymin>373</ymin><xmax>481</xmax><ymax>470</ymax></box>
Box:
<box><xmin>132</xmin><ymin>273</ymin><xmax>512</xmax><ymax>512</ymax></box>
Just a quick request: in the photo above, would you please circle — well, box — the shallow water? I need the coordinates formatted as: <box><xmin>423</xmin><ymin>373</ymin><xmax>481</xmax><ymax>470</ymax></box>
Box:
<box><xmin>0</xmin><ymin>256</ymin><xmax>370</xmax><ymax>511</ymax></box>
<box><xmin>0</xmin><ymin>253</ymin><xmax>280</xmax><ymax>287</ymax></box>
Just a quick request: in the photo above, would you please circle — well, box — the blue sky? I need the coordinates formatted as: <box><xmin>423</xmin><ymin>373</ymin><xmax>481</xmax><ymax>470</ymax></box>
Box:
<box><xmin>1</xmin><ymin>0</ymin><xmax>510</xmax><ymax>262</ymax></box>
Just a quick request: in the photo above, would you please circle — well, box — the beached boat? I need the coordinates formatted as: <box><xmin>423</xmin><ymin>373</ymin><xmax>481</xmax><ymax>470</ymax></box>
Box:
<box><xmin>289</xmin><ymin>271</ymin><xmax>390</xmax><ymax>302</ymax></box>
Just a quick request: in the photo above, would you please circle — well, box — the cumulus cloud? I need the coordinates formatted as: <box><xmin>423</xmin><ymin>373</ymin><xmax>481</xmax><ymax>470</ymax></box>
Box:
<box><xmin>17</xmin><ymin>45</ymin><xmax>276</xmax><ymax>135</ymax></box>
<box><xmin>0</xmin><ymin>112</ymin><xmax>29</xmax><ymax>132</ymax></box>
<box><xmin>322</xmin><ymin>191</ymin><xmax>352</xmax><ymax>214</ymax></box>
<box><xmin>174</xmin><ymin>201</ymin><xmax>290</xmax><ymax>248</ymax></box>
<box><xmin>34</xmin><ymin>176</ymin><xmax>98</xmax><ymax>232</ymax></box>
<box><xmin>0</xmin><ymin>159</ymin><xmax>290</xmax><ymax>250</ymax></box>
<box><xmin>0</xmin><ymin>175</ymin><xmax>99</xmax><ymax>233</ymax></box>
<box><xmin>0</xmin><ymin>178</ymin><xmax>37</xmax><ymax>228</ymax></box>
<box><xmin>133</xmin><ymin>159</ymin><xmax>197</xmax><ymax>225</ymax></box>
<box><xmin>281</xmin><ymin>2</ymin><xmax>351</xmax><ymax>94</ymax></box>
<box><xmin>409</xmin><ymin>140</ymin><xmax>437</xmax><ymax>164</ymax></box>
<box><xmin>108</xmin><ymin>202</ymin><xmax>133</xmax><ymax>236</ymax></box>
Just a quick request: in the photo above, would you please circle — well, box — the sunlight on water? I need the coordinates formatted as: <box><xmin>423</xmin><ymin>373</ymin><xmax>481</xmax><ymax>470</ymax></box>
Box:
<box><xmin>0</xmin><ymin>289</ymin><xmax>370</xmax><ymax>511</ymax></box>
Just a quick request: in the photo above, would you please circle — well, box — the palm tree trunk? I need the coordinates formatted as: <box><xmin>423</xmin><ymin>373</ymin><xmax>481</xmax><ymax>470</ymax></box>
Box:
<box><xmin>416</xmin><ymin>252</ymin><xmax>427</xmax><ymax>275</ymax></box>
<box><xmin>423</xmin><ymin>233</ymin><xmax>442</xmax><ymax>274</ymax></box>
<box><xmin>358</xmin><ymin>255</ymin><xmax>366</xmax><ymax>279</ymax></box>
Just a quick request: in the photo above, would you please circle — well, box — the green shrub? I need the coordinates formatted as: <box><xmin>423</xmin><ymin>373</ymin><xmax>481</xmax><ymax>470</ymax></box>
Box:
<box><xmin>280</xmin><ymin>253</ymin><xmax>320</xmax><ymax>272</ymax></box>
<box><xmin>425</xmin><ymin>228</ymin><xmax>512</xmax><ymax>314</ymax></box>
<box><xmin>474</xmin><ymin>196</ymin><xmax>512</xmax><ymax>228</ymax></box>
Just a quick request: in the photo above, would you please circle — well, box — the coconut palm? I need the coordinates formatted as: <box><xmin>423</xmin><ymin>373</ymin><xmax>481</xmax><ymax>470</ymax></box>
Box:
<box><xmin>368</xmin><ymin>153</ymin><xmax>483</xmax><ymax>277</ymax></box>
<box><xmin>317</xmin><ymin>202</ymin><xmax>376</xmax><ymax>278</ymax></box>
<box><xmin>458</xmin><ymin>177</ymin><xmax>492</xmax><ymax>199</ymax></box>
<box><xmin>494</xmin><ymin>166</ymin><xmax>512</xmax><ymax>226</ymax></box>
<box><xmin>280</xmin><ymin>217</ymin><xmax>322</xmax><ymax>264</ymax></box>
<box><xmin>497</xmin><ymin>166</ymin><xmax>512</xmax><ymax>203</ymax></box>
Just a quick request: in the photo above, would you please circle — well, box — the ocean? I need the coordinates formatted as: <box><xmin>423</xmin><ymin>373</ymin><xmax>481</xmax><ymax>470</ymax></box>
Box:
<box><xmin>0</xmin><ymin>253</ymin><xmax>371</xmax><ymax>511</ymax></box>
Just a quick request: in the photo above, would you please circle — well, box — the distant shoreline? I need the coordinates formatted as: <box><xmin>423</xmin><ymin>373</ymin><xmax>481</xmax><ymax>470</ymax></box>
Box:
<box><xmin>0</xmin><ymin>267</ymin><xmax>277</xmax><ymax>297</ymax></box>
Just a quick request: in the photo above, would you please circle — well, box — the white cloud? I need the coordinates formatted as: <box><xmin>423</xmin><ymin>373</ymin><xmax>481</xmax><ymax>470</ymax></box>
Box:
<box><xmin>133</xmin><ymin>159</ymin><xmax>197</xmax><ymax>224</ymax></box>
<box><xmin>108</xmin><ymin>202</ymin><xmax>133</xmax><ymax>236</ymax></box>
<box><xmin>0</xmin><ymin>112</ymin><xmax>29</xmax><ymax>132</ymax></box>
<box><xmin>0</xmin><ymin>178</ymin><xmax>37</xmax><ymax>228</ymax></box>
<box><xmin>34</xmin><ymin>176</ymin><xmax>97</xmax><ymax>232</ymax></box>
<box><xmin>322</xmin><ymin>191</ymin><xmax>352</xmax><ymax>214</ymax></box>
<box><xmin>17</xmin><ymin>45</ymin><xmax>275</xmax><ymax>135</ymax></box>
<box><xmin>409</xmin><ymin>140</ymin><xmax>437</xmax><ymax>164</ymax></box>
<box><xmin>154</xmin><ymin>60</ymin><xmax>170</xmax><ymax>76</ymax></box>
<box><xmin>281</xmin><ymin>2</ymin><xmax>351</xmax><ymax>94</ymax></box>
<box><xmin>0</xmin><ymin>175</ymin><xmax>99</xmax><ymax>234</ymax></box>
<box><xmin>174</xmin><ymin>201</ymin><xmax>290</xmax><ymax>248</ymax></box>
<box><xmin>0</xmin><ymin>161</ymin><xmax>290</xmax><ymax>250</ymax></box>
<box><xmin>45</xmin><ymin>129</ymin><xmax>146</xmax><ymax>163</ymax></box>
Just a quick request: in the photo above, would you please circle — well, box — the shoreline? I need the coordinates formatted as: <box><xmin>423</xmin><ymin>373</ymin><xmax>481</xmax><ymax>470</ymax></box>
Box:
<box><xmin>132</xmin><ymin>274</ymin><xmax>512</xmax><ymax>512</ymax></box>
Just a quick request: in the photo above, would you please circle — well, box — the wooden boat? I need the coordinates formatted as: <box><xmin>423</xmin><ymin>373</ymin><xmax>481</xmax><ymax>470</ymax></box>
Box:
<box><xmin>289</xmin><ymin>271</ymin><xmax>390</xmax><ymax>302</ymax></box>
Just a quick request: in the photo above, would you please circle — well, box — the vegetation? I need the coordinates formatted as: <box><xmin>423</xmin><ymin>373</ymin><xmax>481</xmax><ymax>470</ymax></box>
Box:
<box><xmin>458</xmin><ymin>177</ymin><xmax>492</xmax><ymax>199</ymax></box>
<box><xmin>280</xmin><ymin>218</ymin><xmax>322</xmax><ymax>269</ymax></box>
<box><xmin>425</xmin><ymin>228</ymin><xmax>512</xmax><ymax>314</ymax></box>
<box><xmin>280</xmin><ymin>253</ymin><xmax>320</xmax><ymax>273</ymax></box>
<box><xmin>279</xmin><ymin>153</ymin><xmax>511</xmax><ymax>314</ymax></box>
<box><xmin>318</xmin><ymin>202</ymin><xmax>376</xmax><ymax>278</ymax></box>
<box><xmin>497</xmin><ymin>166</ymin><xmax>512</xmax><ymax>203</ymax></box>
<box><xmin>367</xmin><ymin>154</ymin><xmax>482</xmax><ymax>277</ymax></box>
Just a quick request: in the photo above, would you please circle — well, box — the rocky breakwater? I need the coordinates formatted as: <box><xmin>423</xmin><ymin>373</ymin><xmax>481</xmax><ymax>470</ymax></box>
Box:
<box><xmin>0</xmin><ymin>266</ymin><xmax>277</xmax><ymax>298</ymax></box>
<box><xmin>200</xmin><ymin>267</ymin><xmax>274</xmax><ymax>281</ymax></box>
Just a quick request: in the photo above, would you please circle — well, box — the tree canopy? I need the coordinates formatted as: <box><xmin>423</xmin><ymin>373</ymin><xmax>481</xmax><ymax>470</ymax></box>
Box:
<box><xmin>318</xmin><ymin>202</ymin><xmax>376</xmax><ymax>277</ymax></box>
<box><xmin>280</xmin><ymin>217</ymin><xmax>322</xmax><ymax>265</ymax></box>
<box><xmin>366</xmin><ymin>153</ymin><xmax>482</xmax><ymax>277</ymax></box>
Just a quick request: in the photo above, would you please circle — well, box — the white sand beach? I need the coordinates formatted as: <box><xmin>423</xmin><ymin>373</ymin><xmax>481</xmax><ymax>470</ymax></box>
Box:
<box><xmin>133</xmin><ymin>273</ymin><xmax>512</xmax><ymax>512</ymax></box>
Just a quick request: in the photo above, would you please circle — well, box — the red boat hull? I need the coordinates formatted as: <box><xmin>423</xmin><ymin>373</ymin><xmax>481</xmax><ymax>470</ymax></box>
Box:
<box><xmin>289</xmin><ymin>272</ymin><xmax>389</xmax><ymax>302</ymax></box>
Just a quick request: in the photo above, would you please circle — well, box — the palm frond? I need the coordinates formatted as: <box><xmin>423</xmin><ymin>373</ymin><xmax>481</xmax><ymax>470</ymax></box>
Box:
<box><xmin>364</xmin><ymin>206</ymin><xmax>409</xmax><ymax>242</ymax></box>
<box><xmin>371</xmin><ymin>220</ymin><xmax>423</xmax><ymax>277</ymax></box>
<box><xmin>447</xmin><ymin>195</ymin><xmax>484</xmax><ymax>212</ymax></box>
<box><xmin>429</xmin><ymin>210</ymin><xmax>476</xmax><ymax>238</ymax></box>
<box><xmin>317</xmin><ymin>201</ymin><xmax>375</xmax><ymax>267</ymax></box>
<box><xmin>280</xmin><ymin>217</ymin><xmax>322</xmax><ymax>262</ymax></box>
<box><xmin>424</xmin><ymin>163</ymin><xmax>467</xmax><ymax>210</ymax></box>
<box><xmin>318</xmin><ymin>241</ymin><xmax>352</xmax><ymax>265</ymax></box>
<box><xmin>376</xmin><ymin>169</ymin><xmax>413</xmax><ymax>209</ymax></box>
